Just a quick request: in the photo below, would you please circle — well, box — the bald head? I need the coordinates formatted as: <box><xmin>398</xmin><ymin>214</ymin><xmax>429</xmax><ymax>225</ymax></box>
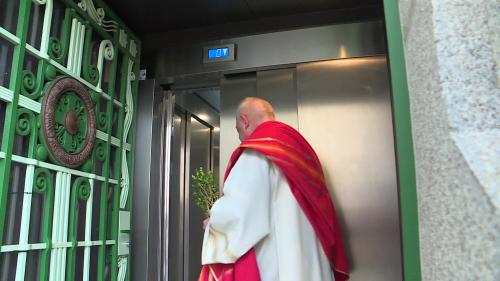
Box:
<box><xmin>235</xmin><ymin>97</ymin><xmax>275</xmax><ymax>141</ymax></box>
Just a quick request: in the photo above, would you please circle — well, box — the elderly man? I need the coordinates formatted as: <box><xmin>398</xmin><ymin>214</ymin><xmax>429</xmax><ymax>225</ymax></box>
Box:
<box><xmin>199</xmin><ymin>97</ymin><xmax>349</xmax><ymax>281</ymax></box>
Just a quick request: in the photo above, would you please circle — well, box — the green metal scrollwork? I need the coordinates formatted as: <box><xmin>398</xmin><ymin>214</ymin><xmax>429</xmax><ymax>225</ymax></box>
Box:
<box><xmin>96</xmin><ymin>40</ymin><xmax>115</xmax><ymax>91</ymax></box>
<box><xmin>21</xmin><ymin>60</ymin><xmax>48</xmax><ymax>100</ymax></box>
<box><xmin>87</xmin><ymin>65</ymin><xmax>99</xmax><ymax>85</ymax></box>
<box><xmin>66</xmin><ymin>176</ymin><xmax>91</xmax><ymax>280</ymax></box>
<box><xmin>74</xmin><ymin>177</ymin><xmax>91</xmax><ymax>201</ymax></box>
<box><xmin>54</xmin><ymin>92</ymin><xmax>89</xmax><ymax>153</ymax></box>
<box><xmin>38</xmin><ymin>168</ymin><xmax>55</xmax><ymax>281</ymax></box>
<box><xmin>94</xmin><ymin>139</ymin><xmax>107</xmax><ymax>161</ymax></box>
<box><xmin>97</xmin><ymin>111</ymin><xmax>107</xmax><ymax>130</ymax></box>
<box><xmin>21</xmin><ymin>70</ymin><xmax>37</xmax><ymax>97</ymax></box>
<box><xmin>82</xmin><ymin>28</ymin><xmax>100</xmax><ymax>86</ymax></box>
<box><xmin>48</xmin><ymin>9</ymin><xmax>74</xmax><ymax>63</ymax></box>
<box><xmin>0</xmin><ymin>0</ymin><xmax>141</xmax><ymax>280</ymax></box>
<box><xmin>33</xmin><ymin>168</ymin><xmax>53</xmax><ymax>194</ymax></box>
<box><xmin>16</xmin><ymin>108</ymin><xmax>35</xmax><ymax>136</ymax></box>
<box><xmin>90</xmin><ymin>90</ymin><xmax>100</xmax><ymax>104</ymax></box>
<box><xmin>49</xmin><ymin>37</ymin><xmax>63</xmax><ymax>59</ymax></box>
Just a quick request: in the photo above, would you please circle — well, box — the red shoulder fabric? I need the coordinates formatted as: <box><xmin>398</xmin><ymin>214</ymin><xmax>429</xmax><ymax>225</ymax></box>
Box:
<box><xmin>199</xmin><ymin>121</ymin><xmax>349</xmax><ymax>281</ymax></box>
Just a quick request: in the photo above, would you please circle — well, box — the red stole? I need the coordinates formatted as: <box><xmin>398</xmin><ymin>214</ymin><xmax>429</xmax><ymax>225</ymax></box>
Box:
<box><xmin>199</xmin><ymin>121</ymin><xmax>349</xmax><ymax>281</ymax></box>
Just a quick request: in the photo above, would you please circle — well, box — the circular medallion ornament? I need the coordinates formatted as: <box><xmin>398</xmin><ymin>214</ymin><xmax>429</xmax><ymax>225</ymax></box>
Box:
<box><xmin>41</xmin><ymin>76</ymin><xmax>96</xmax><ymax>168</ymax></box>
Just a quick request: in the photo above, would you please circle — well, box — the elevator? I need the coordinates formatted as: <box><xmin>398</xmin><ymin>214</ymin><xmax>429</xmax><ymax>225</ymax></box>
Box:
<box><xmin>133</xmin><ymin>21</ymin><xmax>404</xmax><ymax>281</ymax></box>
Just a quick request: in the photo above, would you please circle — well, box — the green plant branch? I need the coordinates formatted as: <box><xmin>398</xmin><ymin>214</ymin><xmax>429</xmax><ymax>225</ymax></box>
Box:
<box><xmin>192</xmin><ymin>167</ymin><xmax>219</xmax><ymax>217</ymax></box>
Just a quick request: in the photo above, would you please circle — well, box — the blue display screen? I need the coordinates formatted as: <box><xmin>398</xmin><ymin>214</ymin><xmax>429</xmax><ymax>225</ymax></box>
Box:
<box><xmin>207</xmin><ymin>47</ymin><xmax>230</xmax><ymax>59</ymax></box>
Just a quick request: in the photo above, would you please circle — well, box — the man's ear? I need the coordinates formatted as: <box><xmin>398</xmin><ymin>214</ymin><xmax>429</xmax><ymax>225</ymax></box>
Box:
<box><xmin>240</xmin><ymin>114</ymin><xmax>250</xmax><ymax>129</ymax></box>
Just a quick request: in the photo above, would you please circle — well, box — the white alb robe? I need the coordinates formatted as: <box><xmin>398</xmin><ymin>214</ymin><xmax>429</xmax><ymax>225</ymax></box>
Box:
<box><xmin>202</xmin><ymin>150</ymin><xmax>334</xmax><ymax>281</ymax></box>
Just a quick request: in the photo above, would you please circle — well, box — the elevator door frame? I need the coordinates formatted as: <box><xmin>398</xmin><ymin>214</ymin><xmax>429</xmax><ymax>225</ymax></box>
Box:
<box><xmin>161</xmin><ymin>90</ymin><xmax>220</xmax><ymax>281</ymax></box>
<box><xmin>175</xmin><ymin>106</ymin><xmax>215</xmax><ymax>281</ymax></box>
<box><xmin>161</xmin><ymin>57</ymin><xmax>419</xmax><ymax>280</ymax></box>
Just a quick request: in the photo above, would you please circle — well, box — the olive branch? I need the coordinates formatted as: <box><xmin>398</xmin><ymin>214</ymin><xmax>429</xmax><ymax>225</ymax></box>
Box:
<box><xmin>192</xmin><ymin>167</ymin><xmax>219</xmax><ymax>217</ymax></box>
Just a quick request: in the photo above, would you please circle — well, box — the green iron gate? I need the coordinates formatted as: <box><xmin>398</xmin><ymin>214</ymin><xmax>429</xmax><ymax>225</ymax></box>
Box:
<box><xmin>0</xmin><ymin>0</ymin><xmax>140</xmax><ymax>280</ymax></box>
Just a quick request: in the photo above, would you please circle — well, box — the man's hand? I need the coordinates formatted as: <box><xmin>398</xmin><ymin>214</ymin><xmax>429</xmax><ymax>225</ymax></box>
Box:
<box><xmin>202</xmin><ymin>218</ymin><xmax>210</xmax><ymax>230</ymax></box>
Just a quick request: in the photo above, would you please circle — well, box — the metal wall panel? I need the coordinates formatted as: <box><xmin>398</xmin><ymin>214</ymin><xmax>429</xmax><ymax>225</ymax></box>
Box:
<box><xmin>256</xmin><ymin>68</ymin><xmax>298</xmax><ymax>129</ymax></box>
<box><xmin>175</xmin><ymin>92</ymin><xmax>220</xmax><ymax>129</ymax></box>
<box><xmin>219</xmin><ymin>73</ymin><xmax>257</xmax><ymax>184</ymax></box>
<box><xmin>296</xmin><ymin>57</ymin><xmax>402</xmax><ymax>281</ymax></box>
<box><xmin>151</xmin><ymin>21</ymin><xmax>386</xmax><ymax>79</ymax></box>
<box><xmin>132</xmin><ymin>80</ymin><xmax>162</xmax><ymax>281</ymax></box>
<box><xmin>219</xmin><ymin>69</ymin><xmax>298</xmax><ymax>183</ymax></box>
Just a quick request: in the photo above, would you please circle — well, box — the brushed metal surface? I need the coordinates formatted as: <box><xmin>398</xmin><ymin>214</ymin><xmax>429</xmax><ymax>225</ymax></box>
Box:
<box><xmin>182</xmin><ymin>114</ymin><xmax>191</xmax><ymax>281</ymax></box>
<box><xmin>132</xmin><ymin>79</ymin><xmax>162</xmax><ymax>281</ymax></box>
<box><xmin>217</xmin><ymin>56</ymin><xmax>403</xmax><ymax>280</ymax></box>
<box><xmin>166</xmin><ymin>93</ymin><xmax>220</xmax><ymax>281</ymax></box>
<box><xmin>168</xmin><ymin>111</ymin><xmax>185</xmax><ymax>281</ymax></box>
<box><xmin>256</xmin><ymin>68</ymin><xmax>298</xmax><ymax>128</ymax></box>
<box><xmin>296</xmin><ymin>57</ymin><xmax>403</xmax><ymax>280</ymax></box>
<box><xmin>175</xmin><ymin>91</ymin><xmax>220</xmax><ymax>128</ymax></box>
<box><xmin>219</xmin><ymin>73</ymin><xmax>257</xmax><ymax>185</ymax></box>
<box><xmin>151</xmin><ymin>21</ymin><xmax>386</xmax><ymax>79</ymax></box>
<box><xmin>162</xmin><ymin>91</ymin><xmax>175</xmax><ymax>281</ymax></box>
<box><xmin>219</xmin><ymin>68</ymin><xmax>299</xmax><ymax>183</ymax></box>
<box><xmin>187</xmin><ymin>117</ymin><xmax>212</xmax><ymax>281</ymax></box>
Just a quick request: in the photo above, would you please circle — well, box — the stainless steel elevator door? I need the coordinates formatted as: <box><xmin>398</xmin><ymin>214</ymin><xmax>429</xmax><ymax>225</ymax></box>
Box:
<box><xmin>187</xmin><ymin>116</ymin><xmax>212</xmax><ymax>281</ymax></box>
<box><xmin>168</xmin><ymin>111</ymin><xmax>185</xmax><ymax>281</ymax></box>
<box><xmin>219</xmin><ymin>56</ymin><xmax>402</xmax><ymax>280</ymax></box>
<box><xmin>220</xmin><ymin>68</ymin><xmax>299</xmax><ymax>184</ymax></box>
<box><xmin>167</xmin><ymin>91</ymin><xmax>220</xmax><ymax>281</ymax></box>
<box><xmin>220</xmin><ymin>73</ymin><xmax>257</xmax><ymax>185</ymax></box>
<box><xmin>297</xmin><ymin>57</ymin><xmax>402</xmax><ymax>280</ymax></box>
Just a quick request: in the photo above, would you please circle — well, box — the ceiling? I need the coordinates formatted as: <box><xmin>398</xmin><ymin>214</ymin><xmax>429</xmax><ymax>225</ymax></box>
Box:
<box><xmin>104</xmin><ymin>0</ymin><xmax>382</xmax><ymax>36</ymax></box>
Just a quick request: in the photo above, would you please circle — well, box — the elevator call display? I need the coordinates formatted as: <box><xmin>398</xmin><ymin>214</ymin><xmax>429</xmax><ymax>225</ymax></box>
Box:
<box><xmin>203</xmin><ymin>44</ymin><xmax>236</xmax><ymax>63</ymax></box>
<box><xmin>208</xmin><ymin>47</ymin><xmax>229</xmax><ymax>59</ymax></box>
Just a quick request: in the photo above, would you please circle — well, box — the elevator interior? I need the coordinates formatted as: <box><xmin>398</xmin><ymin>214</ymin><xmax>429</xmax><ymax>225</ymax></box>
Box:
<box><xmin>133</xmin><ymin>17</ymin><xmax>405</xmax><ymax>281</ymax></box>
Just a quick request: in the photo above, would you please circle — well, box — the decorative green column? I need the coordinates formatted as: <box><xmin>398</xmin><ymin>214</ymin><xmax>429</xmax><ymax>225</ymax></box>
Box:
<box><xmin>0</xmin><ymin>0</ymin><xmax>140</xmax><ymax>280</ymax></box>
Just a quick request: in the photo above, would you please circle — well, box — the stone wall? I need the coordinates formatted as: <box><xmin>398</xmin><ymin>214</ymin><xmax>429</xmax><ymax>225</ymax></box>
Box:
<box><xmin>398</xmin><ymin>0</ymin><xmax>499</xmax><ymax>280</ymax></box>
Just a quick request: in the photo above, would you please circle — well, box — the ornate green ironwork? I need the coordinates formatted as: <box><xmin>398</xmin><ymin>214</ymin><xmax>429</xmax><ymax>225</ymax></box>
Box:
<box><xmin>75</xmin><ymin>177</ymin><xmax>91</xmax><ymax>201</ymax></box>
<box><xmin>15</xmin><ymin>108</ymin><xmax>35</xmax><ymax>136</ymax></box>
<box><xmin>41</xmin><ymin>76</ymin><xmax>97</xmax><ymax>168</ymax></box>
<box><xmin>97</xmin><ymin>111</ymin><xmax>107</xmax><ymax>130</ymax></box>
<box><xmin>94</xmin><ymin>139</ymin><xmax>107</xmax><ymax>161</ymax></box>
<box><xmin>48</xmin><ymin>8</ymin><xmax>73</xmax><ymax>63</ymax></box>
<box><xmin>35</xmin><ymin>167</ymin><xmax>55</xmax><ymax>281</ymax></box>
<box><xmin>54</xmin><ymin>92</ymin><xmax>88</xmax><ymax>152</ymax></box>
<box><xmin>21</xmin><ymin>70</ymin><xmax>38</xmax><ymax>98</ymax></box>
<box><xmin>0</xmin><ymin>0</ymin><xmax>140</xmax><ymax>280</ymax></box>
<box><xmin>82</xmin><ymin>27</ymin><xmax>100</xmax><ymax>86</ymax></box>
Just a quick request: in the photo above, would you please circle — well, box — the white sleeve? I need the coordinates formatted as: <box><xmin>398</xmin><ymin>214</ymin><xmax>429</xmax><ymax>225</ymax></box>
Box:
<box><xmin>201</xmin><ymin>150</ymin><xmax>272</xmax><ymax>264</ymax></box>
